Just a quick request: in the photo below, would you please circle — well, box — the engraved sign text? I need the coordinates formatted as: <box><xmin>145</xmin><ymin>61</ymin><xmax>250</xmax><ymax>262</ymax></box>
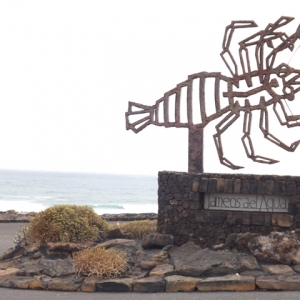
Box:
<box><xmin>204</xmin><ymin>193</ymin><xmax>289</xmax><ymax>212</ymax></box>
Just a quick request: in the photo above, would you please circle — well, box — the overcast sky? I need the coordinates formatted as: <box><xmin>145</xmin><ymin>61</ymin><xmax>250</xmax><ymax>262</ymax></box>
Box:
<box><xmin>0</xmin><ymin>0</ymin><xmax>300</xmax><ymax>176</ymax></box>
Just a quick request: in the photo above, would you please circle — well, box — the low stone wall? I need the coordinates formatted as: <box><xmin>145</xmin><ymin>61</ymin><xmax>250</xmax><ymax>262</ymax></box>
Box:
<box><xmin>101</xmin><ymin>213</ymin><xmax>157</xmax><ymax>221</ymax></box>
<box><xmin>0</xmin><ymin>211</ymin><xmax>37</xmax><ymax>223</ymax></box>
<box><xmin>157</xmin><ymin>171</ymin><xmax>300</xmax><ymax>247</ymax></box>
<box><xmin>0</xmin><ymin>211</ymin><xmax>158</xmax><ymax>223</ymax></box>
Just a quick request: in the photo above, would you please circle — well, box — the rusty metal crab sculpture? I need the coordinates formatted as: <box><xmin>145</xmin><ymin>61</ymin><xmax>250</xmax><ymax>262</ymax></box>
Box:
<box><xmin>126</xmin><ymin>16</ymin><xmax>300</xmax><ymax>172</ymax></box>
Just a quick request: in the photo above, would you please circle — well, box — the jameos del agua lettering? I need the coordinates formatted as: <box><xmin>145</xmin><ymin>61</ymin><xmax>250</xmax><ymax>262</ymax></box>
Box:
<box><xmin>204</xmin><ymin>193</ymin><xmax>289</xmax><ymax>213</ymax></box>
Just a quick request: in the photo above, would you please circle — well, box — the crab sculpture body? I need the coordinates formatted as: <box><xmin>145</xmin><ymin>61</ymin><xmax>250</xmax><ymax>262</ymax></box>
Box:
<box><xmin>126</xmin><ymin>17</ymin><xmax>300</xmax><ymax>172</ymax></box>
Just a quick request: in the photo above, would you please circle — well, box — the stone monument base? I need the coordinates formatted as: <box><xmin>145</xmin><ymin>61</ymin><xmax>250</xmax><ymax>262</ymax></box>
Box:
<box><xmin>157</xmin><ymin>171</ymin><xmax>300</xmax><ymax>247</ymax></box>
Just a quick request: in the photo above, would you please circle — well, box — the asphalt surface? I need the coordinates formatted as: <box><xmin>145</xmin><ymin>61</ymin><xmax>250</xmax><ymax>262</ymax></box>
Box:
<box><xmin>0</xmin><ymin>223</ymin><xmax>23</xmax><ymax>254</ymax></box>
<box><xmin>1</xmin><ymin>223</ymin><xmax>300</xmax><ymax>300</ymax></box>
<box><xmin>1</xmin><ymin>289</ymin><xmax>300</xmax><ymax>300</ymax></box>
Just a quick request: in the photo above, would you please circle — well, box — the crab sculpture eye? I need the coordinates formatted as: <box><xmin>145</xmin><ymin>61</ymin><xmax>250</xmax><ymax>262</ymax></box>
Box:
<box><xmin>270</xmin><ymin>78</ymin><xmax>279</xmax><ymax>87</ymax></box>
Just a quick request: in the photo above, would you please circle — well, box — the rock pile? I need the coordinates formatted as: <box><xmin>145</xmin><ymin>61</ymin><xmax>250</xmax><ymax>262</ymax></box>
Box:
<box><xmin>2</xmin><ymin>230</ymin><xmax>300</xmax><ymax>292</ymax></box>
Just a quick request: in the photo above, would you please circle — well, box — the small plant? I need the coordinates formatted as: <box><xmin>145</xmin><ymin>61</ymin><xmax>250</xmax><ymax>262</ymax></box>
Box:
<box><xmin>119</xmin><ymin>219</ymin><xmax>157</xmax><ymax>239</ymax></box>
<box><xmin>73</xmin><ymin>247</ymin><xmax>128</xmax><ymax>278</ymax></box>
<box><xmin>27</xmin><ymin>205</ymin><xmax>109</xmax><ymax>245</ymax></box>
<box><xmin>13</xmin><ymin>225</ymin><xmax>30</xmax><ymax>246</ymax></box>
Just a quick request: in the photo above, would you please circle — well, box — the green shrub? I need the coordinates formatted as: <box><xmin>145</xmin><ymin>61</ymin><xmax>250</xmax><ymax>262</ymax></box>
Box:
<box><xmin>73</xmin><ymin>247</ymin><xmax>128</xmax><ymax>278</ymax></box>
<box><xmin>28</xmin><ymin>205</ymin><xmax>109</xmax><ymax>244</ymax></box>
<box><xmin>119</xmin><ymin>219</ymin><xmax>157</xmax><ymax>239</ymax></box>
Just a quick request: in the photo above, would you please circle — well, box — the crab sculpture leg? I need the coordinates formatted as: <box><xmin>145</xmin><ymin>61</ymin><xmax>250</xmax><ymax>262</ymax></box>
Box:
<box><xmin>260</xmin><ymin>98</ymin><xmax>300</xmax><ymax>152</ymax></box>
<box><xmin>213</xmin><ymin>101</ymin><xmax>242</xmax><ymax>169</ymax></box>
<box><xmin>221</xmin><ymin>20</ymin><xmax>257</xmax><ymax>80</ymax></box>
<box><xmin>241</xmin><ymin>98</ymin><xmax>279</xmax><ymax>164</ymax></box>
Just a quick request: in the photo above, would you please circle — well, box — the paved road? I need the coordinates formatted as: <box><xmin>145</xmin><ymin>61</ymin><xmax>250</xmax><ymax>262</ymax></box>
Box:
<box><xmin>0</xmin><ymin>223</ymin><xmax>23</xmax><ymax>254</ymax></box>
<box><xmin>1</xmin><ymin>223</ymin><xmax>299</xmax><ymax>299</ymax></box>
<box><xmin>1</xmin><ymin>289</ymin><xmax>300</xmax><ymax>300</ymax></box>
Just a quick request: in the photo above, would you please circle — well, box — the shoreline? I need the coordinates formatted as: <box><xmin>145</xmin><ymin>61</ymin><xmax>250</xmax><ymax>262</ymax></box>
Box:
<box><xmin>0</xmin><ymin>210</ymin><xmax>158</xmax><ymax>223</ymax></box>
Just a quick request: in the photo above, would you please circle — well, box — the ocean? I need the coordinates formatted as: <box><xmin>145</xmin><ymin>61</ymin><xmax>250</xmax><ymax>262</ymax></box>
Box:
<box><xmin>0</xmin><ymin>170</ymin><xmax>158</xmax><ymax>215</ymax></box>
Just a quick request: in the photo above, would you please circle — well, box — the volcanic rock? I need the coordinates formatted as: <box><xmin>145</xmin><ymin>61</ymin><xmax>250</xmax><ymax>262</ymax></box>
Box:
<box><xmin>262</xmin><ymin>264</ymin><xmax>294</xmax><ymax>275</ymax></box>
<box><xmin>165</xmin><ymin>275</ymin><xmax>201</xmax><ymax>292</ymax></box>
<box><xmin>151</xmin><ymin>250</ymin><xmax>170</xmax><ymax>263</ymax></box>
<box><xmin>197</xmin><ymin>274</ymin><xmax>255</xmax><ymax>291</ymax></box>
<box><xmin>235</xmin><ymin>232</ymin><xmax>260</xmax><ymax>252</ymax></box>
<box><xmin>225</xmin><ymin>233</ymin><xmax>237</xmax><ymax>249</ymax></box>
<box><xmin>293</xmin><ymin>265</ymin><xmax>300</xmax><ymax>273</ymax></box>
<box><xmin>133</xmin><ymin>276</ymin><xmax>165</xmax><ymax>292</ymax></box>
<box><xmin>248</xmin><ymin>232</ymin><xmax>300</xmax><ymax>264</ymax></box>
<box><xmin>17</xmin><ymin>258</ymin><xmax>75</xmax><ymax>277</ymax></box>
<box><xmin>97</xmin><ymin>239</ymin><xmax>142</xmax><ymax>252</ymax></box>
<box><xmin>256</xmin><ymin>275</ymin><xmax>300</xmax><ymax>290</ymax></box>
<box><xmin>139</xmin><ymin>260</ymin><xmax>157</xmax><ymax>270</ymax></box>
<box><xmin>46</xmin><ymin>241</ymin><xmax>96</xmax><ymax>256</ymax></box>
<box><xmin>95</xmin><ymin>278</ymin><xmax>133</xmax><ymax>292</ymax></box>
<box><xmin>28</xmin><ymin>275</ymin><xmax>52</xmax><ymax>290</ymax></box>
<box><xmin>142</xmin><ymin>233</ymin><xmax>174</xmax><ymax>249</ymax></box>
<box><xmin>81</xmin><ymin>276</ymin><xmax>99</xmax><ymax>292</ymax></box>
<box><xmin>240</xmin><ymin>270</ymin><xmax>266</xmax><ymax>277</ymax></box>
<box><xmin>0</xmin><ymin>246</ymin><xmax>24</xmax><ymax>261</ymax></box>
<box><xmin>47</xmin><ymin>276</ymin><xmax>83</xmax><ymax>291</ymax></box>
<box><xmin>106</xmin><ymin>228</ymin><xmax>134</xmax><ymax>239</ymax></box>
<box><xmin>11</xmin><ymin>276</ymin><xmax>35</xmax><ymax>289</ymax></box>
<box><xmin>0</xmin><ymin>276</ymin><xmax>18</xmax><ymax>288</ymax></box>
<box><xmin>169</xmin><ymin>242</ymin><xmax>259</xmax><ymax>276</ymax></box>
<box><xmin>0</xmin><ymin>268</ymin><xmax>19</xmax><ymax>278</ymax></box>
<box><xmin>149</xmin><ymin>264</ymin><xmax>175</xmax><ymax>278</ymax></box>
<box><xmin>212</xmin><ymin>243</ymin><xmax>225</xmax><ymax>251</ymax></box>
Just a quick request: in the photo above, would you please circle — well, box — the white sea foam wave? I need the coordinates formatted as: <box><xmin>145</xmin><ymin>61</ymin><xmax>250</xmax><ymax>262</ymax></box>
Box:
<box><xmin>0</xmin><ymin>170</ymin><xmax>158</xmax><ymax>214</ymax></box>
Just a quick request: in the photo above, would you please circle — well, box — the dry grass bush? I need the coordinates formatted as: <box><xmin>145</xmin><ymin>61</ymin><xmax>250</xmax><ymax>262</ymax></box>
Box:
<box><xmin>118</xmin><ymin>219</ymin><xmax>157</xmax><ymax>239</ymax></box>
<box><xmin>73</xmin><ymin>247</ymin><xmax>128</xmax><ymax>278</ymax></box>
<box><xmin>28</xmin><ymin>205</ymin><xmax>109</xmax><ymax>245</ymax></box>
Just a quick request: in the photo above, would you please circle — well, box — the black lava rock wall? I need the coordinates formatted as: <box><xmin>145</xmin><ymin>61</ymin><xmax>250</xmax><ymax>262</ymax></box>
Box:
<box><xmin>157</xmin><ymin>171</ymin><xmax>300</xmax><ymax>247</ymax></box>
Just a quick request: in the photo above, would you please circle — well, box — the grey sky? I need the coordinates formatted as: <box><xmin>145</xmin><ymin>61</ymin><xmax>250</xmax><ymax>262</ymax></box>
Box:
<box><xmin>0</xmin><ymin>0</ymin><xmax>299</xmax><ymax>175</ymax></box>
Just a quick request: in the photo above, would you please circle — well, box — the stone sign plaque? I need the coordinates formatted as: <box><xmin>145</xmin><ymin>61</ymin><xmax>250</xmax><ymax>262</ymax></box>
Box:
<box><xmin>204</xmin><ymin>193</ymin><xmax>289</xmax><ymax>213</ymax></box>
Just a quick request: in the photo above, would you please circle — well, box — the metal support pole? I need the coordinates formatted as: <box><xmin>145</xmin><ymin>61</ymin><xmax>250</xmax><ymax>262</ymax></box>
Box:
<box><xmin>188</xmin><ymin>128</ymin><xmax>204</xmax><ymax>173</ymax></box>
